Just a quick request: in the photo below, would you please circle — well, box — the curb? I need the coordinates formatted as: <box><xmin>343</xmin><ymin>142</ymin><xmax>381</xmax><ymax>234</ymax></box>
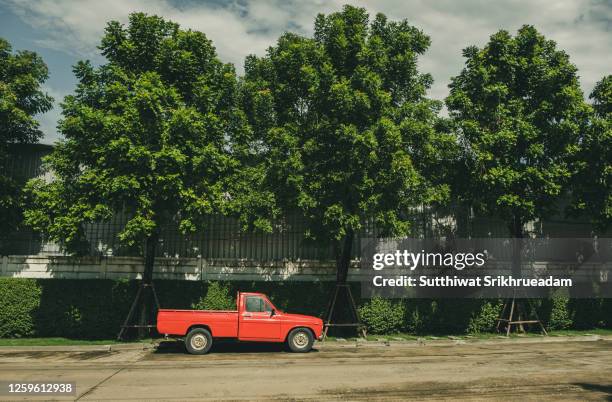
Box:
<box><xmin>316</xmin><ymin>334</ymin><xmax>612</xmax><ymax>348</ymax></box>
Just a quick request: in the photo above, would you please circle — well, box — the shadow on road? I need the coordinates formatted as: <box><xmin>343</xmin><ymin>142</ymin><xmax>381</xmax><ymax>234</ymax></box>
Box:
<box><xmin>573</xmin><ymin>383</ymin><xmax>612</xmax><ymax>401</ymax></box>
<box><xmin>155</xmin><ymin>340</ymin><xmax>319</xmax><ymax>354</ymax></box>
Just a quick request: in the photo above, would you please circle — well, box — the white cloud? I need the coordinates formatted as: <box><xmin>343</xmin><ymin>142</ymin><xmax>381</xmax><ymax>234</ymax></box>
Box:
<box><xmin>1</xmin><ymin>0</ymin><xmax>344</xmax><ymax>70</ymax></box>
<box><xmin>358</xmin><ymin>0</ymin><xmax>612</xmax><ymax>100</ymax></box>
<box><xmin>4</xmin><ymin>0</ymin><xmax>611</xmax><ymax>117</ymax></box>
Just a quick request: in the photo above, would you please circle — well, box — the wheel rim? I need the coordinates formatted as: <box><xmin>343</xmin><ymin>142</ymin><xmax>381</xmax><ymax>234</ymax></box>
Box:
<box><xmin>293</xmin><ymin>331</ymin><xmax>309</xmax><ymax>348</ymax></box>
<box><xmin>191</xmin><ymin>334</ymin><xmax>207</xmax><ymax>350</ymax></box>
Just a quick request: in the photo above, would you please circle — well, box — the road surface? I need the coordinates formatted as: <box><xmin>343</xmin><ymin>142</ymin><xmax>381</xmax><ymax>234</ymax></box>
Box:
<box><xmin>0</xmin><ymin>337</ymin><xmax>610</xmax><ymax>401</ymax></box>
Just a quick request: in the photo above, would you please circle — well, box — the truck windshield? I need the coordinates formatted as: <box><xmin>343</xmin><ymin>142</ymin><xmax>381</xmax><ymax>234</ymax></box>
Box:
<box><xmin>245</xmin><ymin>296</ymin><xmax>272</xmax><ymax>313</ymax></box>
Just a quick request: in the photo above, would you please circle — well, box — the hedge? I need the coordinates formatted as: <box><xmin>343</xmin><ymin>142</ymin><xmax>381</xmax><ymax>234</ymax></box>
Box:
<box><xmin>0</xmin><ymin>278</ymin><xmax>41</xmax><ymax>337</ymax></box>
<box><xmin>0</xmin><ymin>279</ymin><xmax>336</xmax><ymax>339</ymax></box>
<box><xmin>0</xmin><ymin>278</ymin><xmax>608</xmax><ymax>338</ymax></box>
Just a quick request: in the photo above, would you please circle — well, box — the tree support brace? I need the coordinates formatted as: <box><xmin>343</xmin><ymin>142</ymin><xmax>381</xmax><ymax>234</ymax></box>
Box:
<box><xmin>322</xmin><ymin>283</ymin><xmax>367</xmax><ymax>340</ymax></box>
<box><xmin>117</xmin><ymin>281</ymin><xmax>161</xmax><ymax>341</ymax></box>
<box><xmin>496</xmin><ymin>288</ymin><xmax>547</xmax><ymax>336</ymax></box>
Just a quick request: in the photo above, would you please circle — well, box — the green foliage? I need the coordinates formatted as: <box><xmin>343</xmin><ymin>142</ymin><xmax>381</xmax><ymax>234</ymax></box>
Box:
<box><xmin>23</xmin><ymin>13</ymin><xmax>244</xmax><ymax>255</ymax></box>
<box><xmin>0</xmin><ymin>38</ymin><xmax>53</xmax><ymax>142</ymax></box>
<box><xmin>34</xmin><ymin>279</ymin><xmax>134</xmax><ymax>339</ymax></box>
<box><xmin>427</xmin><ymin>299</ymin><xmax>481</xmax><ymax>334</ymax></box>
<box><xmin>0</xmin><ymin>278</ymin><xmax>41</xmax><ymax>337</ymax></box>
<box><xmin>591</xmin><ymin>75</ymin><xmax>612</xmax><ymax>116</ymax></box>
<box><xmin>602</xmin><ymin>299</ymin><xmax>612</xmax><ymax>328</ymax></box>
<box><xmin>240</xmin><ymin>6</ymin><xmax>456</xmax><ymax>280</ymax></box>
<box><xmin>30</xmin><ymin>279</ymin><xmax>203</xmax><ymax>339</ymax></box>
<box><xmin>403</xmin><ymin>301</ymin><xmax>431</xmax><ymax>334</ymax></box>
<box><xmin>0</xmin><ymin>278</ymin><xmax>608</xmax><ymax>338</ymax></box>
<box><xmin>570</xmin><ymin>75</ymin><xmax>611</xmax><ymax>230</ymax></box>
<box><xmin>569</xmin><ymin>299</ymin><xmax>602</xmax><ymax>329</ymax></box>
<box><xmin>467</xmin><ymin>301</ymin><xmax>503</xmax><ymax>334</ymax></box>
<box><xmin>547</xmin><ymin>295</ymin><xmax>572</xmax><ymax>330</ymax></box>
<box><xmin>0</xmin><ymin>38</ymin><xmax>52</xmax><ymax>245</ymax></box>
<box><xmin>446</xmin><ymin>26</ymin><xmax>589</xmax><ymax>233</ymax></box>
<box><xmin>192</xmin><ymin>281</ymin><xmax>235</xmax><ymax>310</ymax></box>
<box><xmin>358</xmin><ymin>297</ymin><xmax>405</xmax><ymax>334</ymax></box>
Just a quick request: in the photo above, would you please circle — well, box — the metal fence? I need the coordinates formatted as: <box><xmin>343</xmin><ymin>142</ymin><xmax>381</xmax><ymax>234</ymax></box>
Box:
<box><xmin>3</xmin><ymin>205</ymin><xmax>608</xmax><ymax>259</ymax></box>
<box><xmin>1</xmin><ymin>210</ymin><xmax>425</xmax><ymax>259</ymax></box>
<box><xmin>2</xmin><ymin>144</ymin><xmax>609</xmax><ymax>260</ymax></box>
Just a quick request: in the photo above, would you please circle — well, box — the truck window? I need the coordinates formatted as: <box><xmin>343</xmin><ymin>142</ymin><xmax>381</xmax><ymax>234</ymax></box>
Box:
<box><xmin>245</xmin><ymin>296</ymin><xmax>272</xmax><ymax>313</ymax></box>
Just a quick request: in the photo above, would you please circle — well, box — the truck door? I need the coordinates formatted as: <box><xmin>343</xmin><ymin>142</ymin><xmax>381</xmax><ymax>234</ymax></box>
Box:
<box><xmin>239</xmin><ymin>295</ymin><xmax>280</xmax><ymax>340</ymax></box>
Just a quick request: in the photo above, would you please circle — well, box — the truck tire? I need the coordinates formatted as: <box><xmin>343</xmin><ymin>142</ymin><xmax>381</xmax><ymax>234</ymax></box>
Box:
<box><xmin>287</xmin><ymin>328</ymin><xmax>314</xmax><ymax>353</ymax></box>
<box><xmin>185</xmin><ymin>327</ymin><xmax>213</xmax><ymax>355</ymax></box>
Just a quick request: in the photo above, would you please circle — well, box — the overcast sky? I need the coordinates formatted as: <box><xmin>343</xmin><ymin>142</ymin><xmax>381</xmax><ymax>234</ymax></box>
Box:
<box><xmin>1</xmin><ymin>0</ymin><xmax>610</xmax><ymax>144</ymax></box>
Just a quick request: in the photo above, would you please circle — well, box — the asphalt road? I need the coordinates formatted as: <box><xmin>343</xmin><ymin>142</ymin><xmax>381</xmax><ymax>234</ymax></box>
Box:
<box><xmin>0</xmin><ymin>337</ymin><xmax>611</xmax><ymax>401</ymax></box>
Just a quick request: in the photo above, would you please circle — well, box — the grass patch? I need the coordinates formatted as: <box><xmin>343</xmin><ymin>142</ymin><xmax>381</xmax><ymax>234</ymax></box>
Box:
<box><xmin>0</xmin><ymin>337</ymin><xmax>153</xmax><ymax>346</ymax></box>
<box><xmin>2</xmin><ymin>329</ymin><xmax>611</xmax><ymax>346</ymax></box>
<box><xmin>544</xmin><ymin>328</ymin><xmax>612</xmax><ymax>337</ymax></box>
<box><xmin>324</xmin><ymin>328</ymin><xmax>612</xmax><ymax>342</ymax></box>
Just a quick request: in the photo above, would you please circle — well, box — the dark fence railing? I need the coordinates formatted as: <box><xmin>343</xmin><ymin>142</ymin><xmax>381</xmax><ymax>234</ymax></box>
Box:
<box><xmin>2</xmin><ymin>206</ymin><xmax>608</xmax><ymax>259</ymax></box>
<box><xmin>4</xmin><ymin>144</ymin><xmax>609</xmax><ymax>260</ymax></box>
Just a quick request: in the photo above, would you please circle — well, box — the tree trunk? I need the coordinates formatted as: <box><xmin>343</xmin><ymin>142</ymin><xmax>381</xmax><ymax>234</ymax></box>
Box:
<box><xmin>138</xmin><ymin>231</ymin><xmax>159</xmax><ymax>337</ymax></box>
<box><xmin>335</xmin><ymin>230</ymin><xmax>354</xmax><ymax>284</ymax></box>
<box><xmin>509</xmin><ymin>215</ymin><xmax>523</xmax><ymax>278</ymax></box>
<box><xmin>143</xmin><ymin>231</ymin><xmax>159</xmax><ymax>285</ymax></box>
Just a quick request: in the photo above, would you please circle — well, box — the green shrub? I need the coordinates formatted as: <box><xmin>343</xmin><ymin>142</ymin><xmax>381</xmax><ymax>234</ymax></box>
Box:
<box><xmin>467</xmin><ymin>301</ymin><xmax>503</xmax><ymax>334</ymax></box>
<box><xmin>0</xmin><ymin>278</ymin><xmax>41</xmax><ymax>337</ymax></box>
<box><xmin>547</xmin><ymin>295</ymin><xmax>572</xmax><ymax>330</ymax></box>
<box><xmin>358</xmin><ymin>297</ymin><xmax>405</xmax><ymax>334</ymax></box>
<box><xmin>192</xmin><ymin>281</ymin><xmax>235</xmax><ymax>310</ymax></box>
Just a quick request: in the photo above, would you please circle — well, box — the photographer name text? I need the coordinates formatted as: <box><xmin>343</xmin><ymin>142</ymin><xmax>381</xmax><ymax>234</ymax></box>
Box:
<box><xmin>372</xmin><ymin>275</ymin><xmax>572</xmax><ymax>288</ymax></box>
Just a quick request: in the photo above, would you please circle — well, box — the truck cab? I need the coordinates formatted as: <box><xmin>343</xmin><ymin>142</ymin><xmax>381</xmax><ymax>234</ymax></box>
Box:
<box><xmin>157</xmin><ymin>292</ymin><xmax>324</xmax><ymax>354</ymax></box>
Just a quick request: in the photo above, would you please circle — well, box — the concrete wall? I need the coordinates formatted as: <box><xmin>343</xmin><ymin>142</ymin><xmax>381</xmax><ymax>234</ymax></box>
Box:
<box><xmin>0</xmin><ymin>255</ymin><xmax>365</xmax><ymax>281</ymax></box>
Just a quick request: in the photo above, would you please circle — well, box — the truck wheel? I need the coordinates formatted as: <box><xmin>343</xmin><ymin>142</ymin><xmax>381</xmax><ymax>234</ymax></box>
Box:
<box><xmin>287</xmin><ymin>328</ymin><xmax>314</xmax><ymax>353</ymax></box>
<box><xmin>185</xmin><ymin>328</ymin><xmax>213</xmax><ymax>355</ymax></box>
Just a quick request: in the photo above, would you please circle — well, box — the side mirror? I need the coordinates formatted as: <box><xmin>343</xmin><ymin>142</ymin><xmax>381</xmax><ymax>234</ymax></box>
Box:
<box><xmin>270</xmin><ymin>309</ymin><xmax>276</xmax><ymax>317</ymax></box>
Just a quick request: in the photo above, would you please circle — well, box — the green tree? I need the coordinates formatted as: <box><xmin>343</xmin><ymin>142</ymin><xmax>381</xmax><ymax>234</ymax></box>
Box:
<box><xmin>446</xmin><ymin>26</ymin><xmax>589</xmax><ymax>252</ymax></box>
<box><xmin>0</xmin><ymin>38</ymin><xmax>52</xmax><ymax>244</ymax></box>
<box><xmin>24</xmin><ymin>13</ymin><xmax>242</xmax><ymax>284</ymax></box>
<box><xmin>571</xmin><ymin>76</ymin><xmax>611</xmax><ymax>230</ymax></box>
<box><xmin>241</xmin><ymin>6</ymin><xmax>455</xmax><ymax>284</ymax></box>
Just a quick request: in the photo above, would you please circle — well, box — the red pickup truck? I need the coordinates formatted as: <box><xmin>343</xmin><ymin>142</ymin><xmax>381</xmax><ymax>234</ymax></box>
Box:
<box><xmin>157</xmin><ymin>292</ymin><xmax>324</xmax><ymax>354</ymax></box>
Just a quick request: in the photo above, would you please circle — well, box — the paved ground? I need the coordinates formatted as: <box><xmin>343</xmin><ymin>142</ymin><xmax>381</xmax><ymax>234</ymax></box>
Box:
<box><xmin>0</xmin><ymin>337</ymin><xmax>611</xmax><ymax>401</ymax></box>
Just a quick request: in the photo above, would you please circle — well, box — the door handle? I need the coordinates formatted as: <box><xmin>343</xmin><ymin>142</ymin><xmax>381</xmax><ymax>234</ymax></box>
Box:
<box><xmin>242</xmin><ymin>313</ymin><xmax>252</xmax><ymax>317</ymax></box>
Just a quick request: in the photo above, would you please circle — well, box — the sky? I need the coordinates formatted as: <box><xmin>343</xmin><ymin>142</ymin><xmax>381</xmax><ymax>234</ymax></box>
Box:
<box><xmin>0</xmin><ymin>0</ymin><xmax>610</xmax><ymax>144</ymax></box>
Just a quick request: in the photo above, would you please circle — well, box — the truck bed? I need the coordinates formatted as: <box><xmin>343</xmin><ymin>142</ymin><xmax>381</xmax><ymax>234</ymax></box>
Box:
<box><xmin>157</xmin><ymin>309</ymin><xmax>239</xmax><ymax>338</ymax></box>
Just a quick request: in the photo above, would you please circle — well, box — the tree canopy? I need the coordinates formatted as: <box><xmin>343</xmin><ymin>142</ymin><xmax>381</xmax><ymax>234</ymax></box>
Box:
<box><xmin>571</xmin><ymin>75</ymin><xmax>611</xmax><ymax>230</ymax></box>
<box><xmin>241</xmin><ymin>5</ymin><xmax>456</xmax><ymax>281</ymax></box>
<box><xmin>0</xmin><ymin>37</ymin><xmax>52</xmax><ymax>239</ymax></box>
<box><xmin>24</xmin><ymin>13</ymin><xmax>243</xmax><ymax>269</ymax></box>
<box><xmin>446</xmin><ymin>25</ymin><xmax>590</xmax><ymax>236</ymax></box>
